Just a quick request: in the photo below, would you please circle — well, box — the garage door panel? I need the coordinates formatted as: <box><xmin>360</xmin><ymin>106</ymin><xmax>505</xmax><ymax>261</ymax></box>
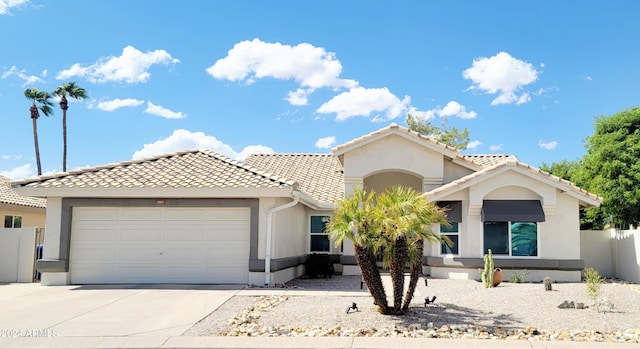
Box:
<box><xmin>74</xmin><ymin>208</ymin><xmax>120</xmax><ymax>221</ymax></box>
<box><xmin>164</xmin><ymin>209</ymin><xmax>206</xmax><ymax>220</ymax></box>
<box><xmin>203</xmin><ymin>268</ymin><xmax>246</xmax><ymax>283</ymax></box>
<box><xmin>163</xmin><ymin>247</ymin><xmax>206</xmax><ymax>263</ymax></box>
<box><xmin>70</xmin><ymin>207</ymin><xmax>250</xmax><ymax>284</ymax></box>
<box><xmin>163</xmin><ymin>229</ymin><xmax>206</xmax><ymax>241</ymax></box>
<box><xmin>119</xmin><ymin>229</ymin><xmax>162</xmax><ymax>241</ymax></box>
<box><xmin>120</xmin><ymin>209</ymin><xmax>163</xmax><ymax>220</ymax></box>
<box><xmin>118</xmin><ymin>247</ymin><xmax>162</xmax><ymax>263</ymax></box>
<box><xmin>208</xmin><ymin>208</ymin><xmax>250</xmax><ymax>219</ymax></box>
<box><xmin>72</xmin><ymin>228</ymin><xmax>119</xmax><ymax>241</ymax></box>
<box><xmin>73</xmin><ymin>247</ymin><xmax>118</xmax><ymax>261</ymax></box>
<box><xmin>206</xmin><ymin>227</ymin><xmax>249</xmax><ymax>241</ymax></box>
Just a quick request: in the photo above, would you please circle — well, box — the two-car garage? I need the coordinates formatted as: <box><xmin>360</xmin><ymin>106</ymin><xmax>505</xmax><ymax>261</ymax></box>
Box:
<box><xmin>69</xmin><ymin>207</ymin><xmax>250</xmax><ymax>284</ymax></box>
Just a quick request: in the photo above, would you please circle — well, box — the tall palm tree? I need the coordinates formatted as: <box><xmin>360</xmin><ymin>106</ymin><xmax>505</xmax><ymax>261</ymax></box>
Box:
<box><xmin>24</xmin><ymin>88</ymin><xmax>54</xmax><ymax>176</ymax></box>
<box><xmin>376</xmin><ymin>186</ymin><xmax>450</xmax><ymax>314</ymax></box>
<box><xmin>53</xmin><ymin>82</ymin><xmax>87</xmax><ymax>172</ymax></box>
<box><xmin>328</xmin><ymin>188</ymin><xmax>389</xmax><ymax>314</ymax></box>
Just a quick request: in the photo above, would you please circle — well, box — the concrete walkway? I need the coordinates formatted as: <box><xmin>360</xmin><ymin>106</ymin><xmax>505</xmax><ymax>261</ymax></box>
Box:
<box><xmin>0</xmin><ymin>283</ymin><xmax>637</xmax><ymax>349</ymax></box>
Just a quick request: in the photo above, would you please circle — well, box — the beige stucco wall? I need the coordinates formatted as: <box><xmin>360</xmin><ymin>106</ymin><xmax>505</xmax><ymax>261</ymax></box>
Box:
<box><xmin>0</xmin><ymin>203</ymin><xmax>46</xmax><ymax>228</ymax></box>
<box><xmin>443</xmin><ymin>160</ymin><xmax>475</xmax><ymax>184</ymax></box>
<box><xmin>342</xmin><ymin>134</ymin><xmax>444</xmax><ymax>194</ymax></box>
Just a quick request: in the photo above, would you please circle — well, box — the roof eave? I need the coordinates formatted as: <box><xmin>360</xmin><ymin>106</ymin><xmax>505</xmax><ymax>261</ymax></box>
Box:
<box><xmin>12</xmin><ymin>186</ymin><xmax>295</xmax><ymax>199</ymax></box>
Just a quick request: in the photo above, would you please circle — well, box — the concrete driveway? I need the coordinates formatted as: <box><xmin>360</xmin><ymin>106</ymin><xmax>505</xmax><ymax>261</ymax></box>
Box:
<box><xmin>0</xmin><ymin>283</ymin><xmax>239</xmax><ymax>338</ymax></box>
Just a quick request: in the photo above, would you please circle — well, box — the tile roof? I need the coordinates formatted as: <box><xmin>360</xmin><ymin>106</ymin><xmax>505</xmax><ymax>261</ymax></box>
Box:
<box><xmin>463</xmin><ymin>154</ymin><xmax>518</xmax><ymax>167</ymax></box>
<box><xmin>244</xmin><ymin>154</ymin><xmax>344</xmax><ymax>204</ymax></box>
<box><xmin>12</xmin><ymin>150</ymin><xmax>296</xmax><ymax>190</ymax></box>
<box><xmin>426</xmin><ymin>159</ymin><xmax>602</xmax><ymax>205</ymax></box>
<box><xmin>0</xmin><ymin>176</ymin><xmax>46</xmax><ymax>208</ymax></box>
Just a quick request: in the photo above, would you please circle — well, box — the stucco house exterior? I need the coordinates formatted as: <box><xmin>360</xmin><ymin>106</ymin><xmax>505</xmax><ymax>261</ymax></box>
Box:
<box><xmin>1</xmin><ymin>175</ymin><xmax>46</xmax><ymax>229</ymax></box>
<box><xmin>13</xmin><ymin>124</ymin><xmax>601</xmax><ymax>286</ymax></box>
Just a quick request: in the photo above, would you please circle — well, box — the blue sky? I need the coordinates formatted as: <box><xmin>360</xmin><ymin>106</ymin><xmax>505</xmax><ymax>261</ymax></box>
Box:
<box><xmin>1</xmin><ymin>1</ymin><xmax>639</xmax><ymax>179</ymax></box>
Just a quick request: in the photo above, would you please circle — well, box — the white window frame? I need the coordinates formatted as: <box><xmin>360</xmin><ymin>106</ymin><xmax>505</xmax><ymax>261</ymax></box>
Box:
<box><xmin>482</xmin><ymin>221</ymin><xmax>540</xmax><ymax>258</ymax></box>
<box><xmin>4</xmin><ymin>215</ymin><xmax>22</xmax><ymax>228</ymax></box>
<box><xmin>309</xmin><ymin>215</ymin><xmax>331</xmax><ymax>253</ymax></box>
<box><xmin>439</xmin><ymin>222</ymin><xmax>460</xmax><ymax>256</ymax></box>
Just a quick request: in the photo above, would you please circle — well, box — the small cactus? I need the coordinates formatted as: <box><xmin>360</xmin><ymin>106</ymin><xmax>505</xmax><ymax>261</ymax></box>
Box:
<box><xmin>481</xmin><ymin>249</ymin><xmax>495</xmax><ymax>288</ymax></box>
<box><xmin>544</xmin><ymin>276</ymin><xmax>553</xmax><ymax>291</ymax></box>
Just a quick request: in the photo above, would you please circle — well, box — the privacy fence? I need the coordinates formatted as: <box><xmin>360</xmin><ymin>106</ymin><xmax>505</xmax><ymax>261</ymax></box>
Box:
<box><xmin>581</xmin><ymin>229</ymin><xmax>640</xmax><ymax>283</ymax></box>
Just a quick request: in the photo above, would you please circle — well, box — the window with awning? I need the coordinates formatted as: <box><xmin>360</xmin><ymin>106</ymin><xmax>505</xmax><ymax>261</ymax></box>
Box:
<box><xmin>481</xmin><ymin>200</ymin><xmax>545</xmax><ymax>222</ymax></box>
<box><xmin>481</xmin><ymin>200</ymin><xmax>542</xmax><ymax>257</ymax></box>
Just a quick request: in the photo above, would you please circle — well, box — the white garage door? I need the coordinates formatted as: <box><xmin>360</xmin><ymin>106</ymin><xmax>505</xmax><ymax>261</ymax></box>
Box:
<box><xmin>70</xmin><ymin>207</ymin><xmax>250</xmax><ymax>284</ymax></box>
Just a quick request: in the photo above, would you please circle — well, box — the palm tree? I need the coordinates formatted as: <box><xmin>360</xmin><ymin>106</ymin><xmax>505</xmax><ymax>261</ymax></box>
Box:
<box><xmin>53</xmin><ymin>82</ymin><xmax>87</xmax><ymax>172</ymax></box>
<box><xmin>376</xmin><ymin>186</ymin><xmax>450</xmax><ymax>314</ymax></box>
<box><xmin>328</xmin><ymin>188</ymin><xmax>389</xmax><ymax>314</ymax></box>
<box><xmin>24</xmin><ymin>88</ymin><xmax>54</xmax><ymax>176</ymax></box>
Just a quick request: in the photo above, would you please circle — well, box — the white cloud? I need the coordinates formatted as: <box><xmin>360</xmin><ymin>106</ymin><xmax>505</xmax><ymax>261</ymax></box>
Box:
<box><xmin>1</xmin><ymin>154</ymin><xmax>22</xmax><ymax>160</ymax></box>
<box><xmin>132</xmin><ymin>129</ymin><xmax>274</xmax><ymax>161</ymax></box>
<box><xmin>467</xmin><ymin>140</ymin><xmax>482</xmax><ymax>150</ymax></box>
<box><xmin>0</xmin><ymin>0</ymin><xmax>27</xmax><ymax>15</ymax></box>
<box><xmin>0</xmin><ymin>163</ymin><xmax>34</xmax><ymax>179</ymax></box>
<box><xmin>489</xmin><ymin>144</ymin><xmax>503</xmax><ymax>151</ymax></box>
<box><xmin>206</xmin><ymin>38</ymin><xmax>358</xmax><ymax>105</ymax></box>
<box><xmin>316</xmin><ymin>87</ymin><xmax>410</xmax><ymax>122</ymax></box>
<box><xmin>56</xmin><ymin>45</ymin><xmax>180</xmax><ymax>83</ymax></box>
<box><xmin>144</xmin><ymin>101</ymin><xmax>186</xmax><ymax>119</ymax></box>
<box><xmin>315</xmin><ymin>136</ymin><xmax>336</xmax><ymax>149</ymax></box>
<box><xmin>586</xmin><ymin>76</ymin><xmax>593</xmax><ymax>81</ymax></box>
<box><xmin>408</xmin><ymin>100</ymin><xmax>477</xmax><ymax>122</ymax></box>
<box><xmin>92</xmin><ymin>98</ymin><xmax>145</xmax><ymax>112</ymax></box>
<box><xmin>462</xmin><ymin>52</ymin><xmax>538</xmax><ymax>105</ymax></box>
<box><xmin>285</xmin><ymin>88</ymin><xmax>310</xmax><ymax>106</ymax></box>
<box><xmin>236</xmin><ymin>145</ymin><xmax>275</xmax><ymax>161</ymax></box>
<box><xmin>538</xmin><ymin>140</ymin><xmax>557</xmax><ymax>150</ymax></box>
<box><xmin>1</xmin><ymin>65</ymin><xmax>45</xmax><ymax>87</ymax></box>
<box><xmin>437</xmin><ymin>101</ymin><xmax>477</xmax><ymax>119</ymax></box>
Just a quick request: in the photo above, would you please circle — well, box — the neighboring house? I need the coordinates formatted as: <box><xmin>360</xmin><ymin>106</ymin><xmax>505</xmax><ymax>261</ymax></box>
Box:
<box><xmin>0</xmin><ymin>175</ymin><xmax>46</xmax><ymax>229</ymax></box>
<box><xmin>13</xmin><ymin>124</ymin><xmax>601</xmax><ymax>286</ymax></box>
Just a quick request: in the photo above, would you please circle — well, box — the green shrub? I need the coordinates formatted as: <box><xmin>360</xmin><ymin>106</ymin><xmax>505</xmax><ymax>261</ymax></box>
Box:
<box><xmin>584</xmin><ymin>267</ymin><xmax>604</xmax><ymax>312</ymax></box>
<box><xmin>509</xmin><ymin>272</ymin><xmax>526</xmax><ymax>283</ymax></box>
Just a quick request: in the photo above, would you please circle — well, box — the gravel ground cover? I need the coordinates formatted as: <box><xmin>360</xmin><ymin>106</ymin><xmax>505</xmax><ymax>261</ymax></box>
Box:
<box><xmin>185</xmin><ymin>275</ymin><xmax>640</xmax><ymax>343</ymax></box>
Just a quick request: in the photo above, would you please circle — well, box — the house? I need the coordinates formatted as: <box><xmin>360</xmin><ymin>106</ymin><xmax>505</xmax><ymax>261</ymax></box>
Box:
<box><xmin>1</xmin><ymin>175</ymin><xmax>46</xmax><ymax>229</ymax></box>
<box><xmin>12</xmin><ymin>124</ymin><xmax>601</xmax><ymax>286</ymax></box>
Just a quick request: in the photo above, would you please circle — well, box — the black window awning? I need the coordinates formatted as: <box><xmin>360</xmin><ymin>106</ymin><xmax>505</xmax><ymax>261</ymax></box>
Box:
<box><xmin>437</xmin><ymin>201</ymin><xmax>462</xmax><ymax>223</ymax></box>
<box><xmin>481</xmin><ymin>200</ymin><xmax>545</xmax><ymax>222</ymax></box>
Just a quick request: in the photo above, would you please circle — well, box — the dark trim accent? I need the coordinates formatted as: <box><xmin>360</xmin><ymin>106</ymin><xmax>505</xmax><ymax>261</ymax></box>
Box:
<box><xmin>35</xmin><ymin>259</ymin><xmax>66</xmax><ymax>273</ymax></box>
<box><xmin>249</xmin><ymin>255</ymin><xmax>307</xmax><ymax>272</ymax></box>
<box><xmin>340</xmin><ymin>255</ymin><xmax>357</xmax><ymax>265</ymax></box>
<box><xmin>56</xmin><ymin>198</ymin><xmax>259</xmax><ymax>273</ymax></box>
<box><xmin>426</xmin><ymin>257</ymin><xmax>585</xmax><ymax>271</ymax></box>
<box><xmin>481</xmin><ymin>200</ymin><xmax>545</xmax><ymax>222</ymax></box>
<box><xmin>437</xmin><ymin>201</ymin><xmax>462</xmax><ymax>223</ymax></box>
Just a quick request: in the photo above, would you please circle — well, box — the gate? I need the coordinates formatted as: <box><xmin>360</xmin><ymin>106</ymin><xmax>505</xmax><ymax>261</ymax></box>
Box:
<box><xmin>33</xmin><ymin>228</ymin><xmax>44</xmax><ymax>281</ymax></box>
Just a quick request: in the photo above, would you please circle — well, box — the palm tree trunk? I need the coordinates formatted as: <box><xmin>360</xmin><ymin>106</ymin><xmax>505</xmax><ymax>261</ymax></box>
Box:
<box><xmin>389</xmin><ymin>235</ymin><xmax>407</xmax><ymax>314</ymax></box>
<box><xmin>354</xmin><ymin>245</ymin><xmax>388</xmax><ymax>314</ymax></box>
<box><xmin>402</xmin><ymin>238</ymin><xmax>424</xmax><ymax>312</ymax></box>
<box><xmin>62</xmin><ymin>109</ymin><xmax>67</xmax><ymax>172</ymax></box>
<box><xmin>32</xmin><ymin>117</ymin><xmax>42</xmax><ymax>176</ymax></box>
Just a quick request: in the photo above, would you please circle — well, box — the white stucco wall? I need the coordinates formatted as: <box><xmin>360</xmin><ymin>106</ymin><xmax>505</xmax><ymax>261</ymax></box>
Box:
<box><xmin>271</xmin><ymin>202</ymin><xmax>307</xmax><ymax>259</ymax></box>
<box><xmin>0</xmin><ymin>227</ymin><xmax>36</xmax><ymax>282</ymax></box>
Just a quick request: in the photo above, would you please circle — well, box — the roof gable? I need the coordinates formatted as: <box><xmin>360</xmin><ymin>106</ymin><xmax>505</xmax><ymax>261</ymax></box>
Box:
<box><xmin>12</xmin><ymin>150</ymin><xmax>296</xmax><ymax>191</ymax></box>
<box><xmin>1</xmin><ymin>176</ymin><xmax>46</xmax><ymax>208</ymax></box>
<box><xmin>332</xmin><ymin>123</ymin><xmax>483</xmax><ymax>171</ymax></box>
<box><xmin>425</xmin><ymin>159</ymin><xmax>602</xmax><ymax>207</ymax></box>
